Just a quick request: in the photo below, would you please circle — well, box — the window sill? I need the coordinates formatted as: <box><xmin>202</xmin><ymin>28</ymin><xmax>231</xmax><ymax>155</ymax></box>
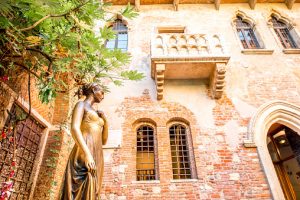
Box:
<box><xmin>170</xmin><ymin>179</ymin><xmax>198</xmax><ymax>183</ymax></box>
<box><xmin>283</xmin><ymin>49</ymin><xmax>300</xmax><ymax>54</ymax></box>
<box><xmin>131</xmin><ymin>180</ymin><xmax>160</xmax><ymax>184</ymax></box>
<box><xmin>241</xmin><ymin>49</ymin><xmax>274</xmax><ymax>55</ymax></box>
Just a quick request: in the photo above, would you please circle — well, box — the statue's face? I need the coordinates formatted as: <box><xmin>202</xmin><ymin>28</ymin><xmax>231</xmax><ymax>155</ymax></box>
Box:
<box><xmin>93</xmin><ymin>86</ymin><xmax>104</xmax><ymax>103</ymax></box>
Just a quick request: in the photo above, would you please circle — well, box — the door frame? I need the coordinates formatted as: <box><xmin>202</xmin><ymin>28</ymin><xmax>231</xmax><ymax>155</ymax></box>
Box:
<box><xmin>244</xmin><ymin>100</ymin><xmax>300</xmax><ymax>200</ymax></box>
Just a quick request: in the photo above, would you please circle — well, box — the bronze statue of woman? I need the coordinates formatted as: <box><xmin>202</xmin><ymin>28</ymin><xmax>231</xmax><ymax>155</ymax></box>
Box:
<box><xmin>61</xmin><ymin>83</ymin><xmax>108</xmax><ymax>200</ymax></box>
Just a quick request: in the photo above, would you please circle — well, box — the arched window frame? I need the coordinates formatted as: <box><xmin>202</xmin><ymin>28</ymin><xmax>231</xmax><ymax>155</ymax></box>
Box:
<box><xmin>167</xmin><ymin>121</ymin><xmax>197</xmax><ymax>180</ymax></box>
<box><xmin>235</xmin><ymin>16</ymin><xmax>261</xmax><ymax>49</ymax></box>
<box><xmin>105</xmin><ymin>19</ymin><xmax>128</xmax><ymax>51</ymax></box>
<box><xmin>135</xmin><ymin>122</ymin><xmax>159</xmax><ymax>181</ymax></box>
<box><xmin>267</xmin><ymin>11</ymin><xmax>300</xmax><ymax>52</ymax></box>
<box><xmin>232</xmin><ymin>10</ymin><xmax>264</xmax><ymax>50</ymax></box>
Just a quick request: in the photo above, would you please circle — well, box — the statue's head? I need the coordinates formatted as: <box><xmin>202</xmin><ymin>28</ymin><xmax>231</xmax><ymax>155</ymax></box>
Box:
<box><xmin>77</xmin><ymin>83</ymin><xmax>104</xmax><ymax>103</ymax></box>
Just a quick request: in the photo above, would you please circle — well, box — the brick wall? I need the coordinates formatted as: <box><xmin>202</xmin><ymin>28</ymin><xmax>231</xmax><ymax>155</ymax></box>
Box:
<box><xmin>32</xmin><ymin>130</ymin><xmax>73</xmax><ymax>200</ymax></box>
<box><xmin>99</xmin><ymin>90</ymin><xmax>272</xmax><ymax>199</ymax></box>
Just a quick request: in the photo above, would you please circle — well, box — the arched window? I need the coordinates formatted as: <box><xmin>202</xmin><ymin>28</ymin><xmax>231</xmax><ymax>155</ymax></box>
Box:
<box><xmin>271</xmin><ymin>16</ymin><xmax>298</xmax><ymax>49</ymax></box>
<box><xmin>136</xmin><ymin>125</ymin><xmax>158</xmax><ymax>181</ymax></box>
<box><xmin>235</xmin><ymin>16</ymin><xmax>261</xmax><ymax>49</ymax></box>
<box><xmin>267</xmin><ymin>124</ymin><xmax>300</xmax><ymax>199</ymax></box>
<box><xmin>106</xmin><ymin>19</ymin><xmax>128</xmax><ymax>51</ymax></box>
<box><xmin>169</xmin><ymin>123</ymin><xmax>196</xmax><ymax>179</ymax></box>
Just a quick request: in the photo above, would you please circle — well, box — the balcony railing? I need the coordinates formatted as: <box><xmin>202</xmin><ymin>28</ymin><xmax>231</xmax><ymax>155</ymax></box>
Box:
<box><xmin>150</xmin><ymin>33</ymin><xmax>230</xmax><ymax>100</ymax></box>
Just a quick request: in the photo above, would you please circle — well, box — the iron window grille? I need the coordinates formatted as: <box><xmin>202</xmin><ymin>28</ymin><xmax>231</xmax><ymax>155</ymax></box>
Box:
<box><xmin>136</xmin><ymin>125</ymin><xmax>158</xmax><ymax>181</ymax></box>
<box><xmin>105</xmin><ymin>19</ymin><xmax>128</xmax><ymax>51</ymax></box>
<box><xmin>169</xmin><ymin>124</ymin><xmax>193</xmax><ymax>179</ymax></box>
<box><xmin>271</xmin><ymin>17</ymin><xmax>297</xmax><ymax>49</ymax></box>
<box><xmin>236</xmin><ymin>17</ymin><xmax>261</xmax><ymax>49</ymax></box>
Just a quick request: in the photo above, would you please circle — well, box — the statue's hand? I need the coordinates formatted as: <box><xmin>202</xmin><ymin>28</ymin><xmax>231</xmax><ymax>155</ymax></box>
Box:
<box><xmin>96</xmin><ymin>110</ymin><xmax>106</xmax><ymax>119</ymax></box>
<box><xmin>85</xmin><ymin>153</ymin><xmax>96</xmax><ymax>176</ymax></box>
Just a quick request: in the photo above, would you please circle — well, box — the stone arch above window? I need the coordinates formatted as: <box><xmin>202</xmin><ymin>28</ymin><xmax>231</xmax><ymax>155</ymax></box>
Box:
<box><xmin>167</xmin><ymin>120</ymin><xmax>197</xmax><ymax>180</ymax></box>
<box><xmin>232</xmin><ymin>11</ymin><xmax>263</xmax><ymax>49</ymax></box>
<box><xmin>232</xmin><ymin>10</ymin><xmax>256</xmax><ymax>27</ymax></box>
<box><xmin>244</xmin><ymin>100</ymin><xmax>300</xmax><ymax>200</ymax></box>
<box><xmin>135</xmin><ymin>122</ymin><xmax>159</xmax><ymax>181</ymax></box>
<box><xmin>267</xmin><ymin>10</ymin><xmax>300</xmax><ymax>51</ymax></box>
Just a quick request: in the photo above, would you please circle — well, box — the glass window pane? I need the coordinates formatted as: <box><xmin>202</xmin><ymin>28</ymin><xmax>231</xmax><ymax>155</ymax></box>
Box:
<box><xmin>106</xmin><ymin>40</ymin><xmax>115</xmax><ymax>49</ymax></box>
<box><xmin>117</xmin><ymin>40</ymin><xmax>127</xmax><ymax>49</ymax></box>
<box><xmin>118</xmin><ymin>33</ymin><xmax>127</xmax><ymax>41</ymax></box>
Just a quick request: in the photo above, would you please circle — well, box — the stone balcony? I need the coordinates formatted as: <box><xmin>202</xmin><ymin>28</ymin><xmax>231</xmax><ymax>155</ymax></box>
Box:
<box><xmin>150</xmin><ymin>33</ymin><xmax>230</xmax><ymax>100</ymax></box>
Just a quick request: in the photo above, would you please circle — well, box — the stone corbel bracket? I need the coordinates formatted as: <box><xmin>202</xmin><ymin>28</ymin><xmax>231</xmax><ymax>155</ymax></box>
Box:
<box><xmin>155</xmin><ymin>64</ymin><xmax>165</xmax><ymax>100</ymax></box>
<box><xmin>210</xmin><ymin>63</ymin><xmax>226</xmax><ymax>99</ymax></box>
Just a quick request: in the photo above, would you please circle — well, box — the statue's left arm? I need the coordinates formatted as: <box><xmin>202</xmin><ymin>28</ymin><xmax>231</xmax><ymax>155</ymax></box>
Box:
<box><xmin>102</xmin><ymin>116</ymin><xmax>108</xmax><ymax>145</ymax></box>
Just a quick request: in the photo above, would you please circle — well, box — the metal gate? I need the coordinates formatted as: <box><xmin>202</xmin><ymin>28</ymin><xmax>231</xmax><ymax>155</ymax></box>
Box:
<box><xmin>0</xmin><ymin>103</ymin><xmax>45</xmax><ymax>200</ymax></box>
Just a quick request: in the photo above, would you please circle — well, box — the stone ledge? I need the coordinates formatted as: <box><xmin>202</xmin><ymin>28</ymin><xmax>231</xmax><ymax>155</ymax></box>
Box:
<box><xmin>243</xmin><ymin>139</ymin><xmax>257</xmax><ymax>148</ymax></box>
<box><xmin>170</xmin><ymin>179</ymin><xmax>198</xmax><ymax>183</ymax></box>
<box><xmin>282</xmin><ymin>48</ymin><xmax>300</xmax><ymax>54</ymax></box>
<box><xmin>131</xmin><ymin>180</ymin><xmax>161</xmax><ymax>184</ymax></box>
<box><xmin>241</xmin><ymin>49</ymin><xmax>274</xmax><ymax>55</ymax></box>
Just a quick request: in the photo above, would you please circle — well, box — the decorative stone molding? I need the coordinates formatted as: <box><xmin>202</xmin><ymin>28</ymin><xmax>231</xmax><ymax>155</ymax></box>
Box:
<box><xmin>105</xmin><ymin>14</ymin><xmax>129</xmax><ymax>27</ymax></box>
<box><xmin>151</xmin><ymin>33</ymin><xmax>230</xmax><ymax>100</ymax></box>
<box><xmin>267</xmin><ymin>9</ymin><xmax>295</xmax><ymax>28</ymax></box>
<box><xmin>244</xmin><ymin>100</ymin><xmax>300</xmax><ymax>200</ymax></box>
<box><xmin>241</xmin><ymin>49</ymin><xmax>274</xmax><ymax>54</ymax></box>
<box><xmin>232</xmin><ymin>10</ymin><xmax>256</xmax><ymax>27</ymax></box>
<box><xmin>283</xmin><ymin>48</ymin><xmax>300</xmax><ymax>54</ymax></box>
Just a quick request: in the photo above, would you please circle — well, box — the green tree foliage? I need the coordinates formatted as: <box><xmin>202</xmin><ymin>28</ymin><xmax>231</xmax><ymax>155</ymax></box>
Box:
<box><xmin>0</xmin><ymin>0</ymin><xmax>143</xmax><ymax>103</ymax></box>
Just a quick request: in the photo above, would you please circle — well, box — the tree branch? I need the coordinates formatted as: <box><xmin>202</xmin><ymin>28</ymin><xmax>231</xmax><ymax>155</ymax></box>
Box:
<box><xmin>13</xmin><ymin>62</ymin><xmax>40</xmax><ymax>79</ymax></box>
<box><xmin>19</xmin><ymin>1</ymin><xmax>90</xmax><ymax>32</ymax></box>
<box><xmin>26</xmin><ymin>47</ymin><xmax>53</xmax><ymax>73</ymax></box>
<box><xmin>26</xmin><ymin>48</ymin><xmax>53</xmax><ymax>62</ymax></box>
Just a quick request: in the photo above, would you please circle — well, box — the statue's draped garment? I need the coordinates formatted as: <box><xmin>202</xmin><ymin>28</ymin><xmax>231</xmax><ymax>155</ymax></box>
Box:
<box><xmin>61</xmin><ymin>110</ymin><xmax>105</xmax><ymax>200</ymax></box>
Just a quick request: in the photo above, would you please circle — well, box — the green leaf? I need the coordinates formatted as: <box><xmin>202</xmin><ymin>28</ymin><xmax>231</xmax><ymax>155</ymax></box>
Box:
<box><xmin>100</xmin><ymin>26</ymin><xmax>116</xmax><ymax>40</ymax></box>
<box><xmin>121</xmin><ymin>3</ymin><xmax>138</xmax><ymax>19</ymax></box>
<box><xmin>113</xmin><ymin>80</ymin><xmax>123</xmax><ymax>86</ymax></box>
<box><xmin>0</xmin><ymin>16</ymin><xmax>10</xmax><ymax>29</ymax></box>
<box><xmin>121</xmin><ymin>70</ymin><xmax>144</xmax><ymax>81</ymax></box>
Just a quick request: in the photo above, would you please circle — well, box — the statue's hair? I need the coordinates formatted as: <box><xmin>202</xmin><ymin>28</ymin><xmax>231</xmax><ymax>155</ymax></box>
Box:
<box><xmin>76</xmin><ymin>83</ymin><xmax>102</xmax><ymax>98</ymax></box>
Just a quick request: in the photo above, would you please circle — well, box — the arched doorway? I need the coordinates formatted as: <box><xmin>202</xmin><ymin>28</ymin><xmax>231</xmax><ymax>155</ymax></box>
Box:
<box><xmin>244</xmin><ymin>100</ymin><xmax>300</xmax><ymax>200</ymax></box>
<box><xmin>267</xmin><ymin>123</ymin><xmax>300</xmax><ymax>200</ymax></box>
